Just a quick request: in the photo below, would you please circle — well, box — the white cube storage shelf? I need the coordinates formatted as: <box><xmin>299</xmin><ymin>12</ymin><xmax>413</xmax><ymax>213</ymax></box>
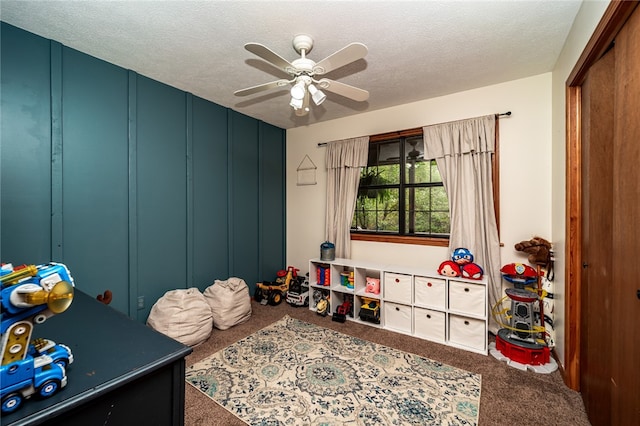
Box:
<box><xmin>384</xmin><ymin>302</ymin><xmax>412</xmax><ymax>334</ymax></box>
<box><xmin>414</xmin><ymin>276</ymin><xmax>446</xmax><ymax>310</ymax></box>
<box><xmin>309</xmin><ymin>258</ymin><xmax>488</xmax><ymax>355</ymax></box>
<box><xmin>383</xmin><ymin>272</ymin><xmax>412</xmax><ymax>304</ymax></box>
<box><xmin>448</xmin><ymin>281</ymin><xmax>486</xmax><ymax>317</ymax></box>
<box><xmin>413</xmin><ymin>307</ymin><xmax>446</xmax><ymax>343</ymax></box>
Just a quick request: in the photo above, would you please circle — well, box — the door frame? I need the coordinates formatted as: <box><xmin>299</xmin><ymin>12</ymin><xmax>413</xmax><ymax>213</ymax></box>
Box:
<box><xmin>564</xmin><ymin>0</ymin><xmax>638</xmax><ymax>390</ymax></box>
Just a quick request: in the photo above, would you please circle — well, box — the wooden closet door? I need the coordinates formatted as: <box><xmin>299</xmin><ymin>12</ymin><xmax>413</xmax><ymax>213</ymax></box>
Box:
<box><xmin>610</xmin><ymin>6</ymin><xmax>640</xmax><ymax>423</ymax></box>
<box><xmin>580</xmin><ymin>46</ymin><xmax>614</xmax><ymax>426</ymax></box>
<box><xmin>580</xmin><ymin>6</ymin><xmax>640</xmax><ymax>425</ymax></box>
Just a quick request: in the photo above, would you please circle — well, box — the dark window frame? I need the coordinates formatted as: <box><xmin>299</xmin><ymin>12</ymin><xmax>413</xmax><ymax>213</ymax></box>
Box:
<box><xmin>351</xmin><ymin>126</ymin><xmax>500</xmax><ymax>246</ymax></box>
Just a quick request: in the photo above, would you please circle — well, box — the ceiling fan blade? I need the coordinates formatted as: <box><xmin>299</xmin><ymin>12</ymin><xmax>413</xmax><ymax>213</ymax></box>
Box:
<box><xmin>244</xmin><ymin>43</ymin><xmax>293</xmax><ymax>72</ymax></box>
<box><xmin>234</xmin><ymin>79</ymin><xmax>291</xmax><ymax>97</ymax></box>
<box><xmin>313</xmin><ymin>43</ymin><xmax>368</xmax><ymax>75</ymax></box>
<box><xmin>317</xmin><ymin>78</ymin><xmax>369</xmax><ymax>102</ymax></box>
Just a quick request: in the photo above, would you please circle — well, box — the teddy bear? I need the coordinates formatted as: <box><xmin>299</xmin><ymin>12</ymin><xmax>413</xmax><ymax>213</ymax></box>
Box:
<box><xmin>514</xmin><ymin>237</ymin><xmax>552</xmax><ymax>266</ymax></box>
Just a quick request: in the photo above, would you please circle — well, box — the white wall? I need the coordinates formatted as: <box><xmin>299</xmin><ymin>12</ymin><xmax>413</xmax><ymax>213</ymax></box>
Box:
<box><xmin>550</xmin><ymin>0</ymin><xmax>609</xmax><ymax>368</ymax></box>
<box><xmin>285</xmin><ymin>0</ymin><xmax>610</xmax><ymax>374</ymax></box>
<box><xmin>287</xmin><ymin>73</ymin><xmax>553</xmax><ymax>275</ymax></box>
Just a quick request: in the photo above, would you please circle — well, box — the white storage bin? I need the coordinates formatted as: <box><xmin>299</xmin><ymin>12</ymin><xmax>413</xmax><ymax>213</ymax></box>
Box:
<box><xmin>413</xmin><ymin>307</ymin><xmax>445</xmax><ymax>343</ymax></box>
<box><xmin>448</xmin><ymin>314</ymin><xmax>486</xmax><ymax>352</ymax></box>
<box><xmin>384</xmin><ymin>272</ymin><xmax>412</xmax><ymax>304</ymax></box>
<box><xmin>383</xmin><ymin>302</ymin><xmax>412</xmax><ymax>334</ymax></box>
<box><xmin>414</xmin><ymin>276</ymin><xmax>446</xmax><ymax>309</ymax></box>
<box><xmin>448</xmin><ymin>280</ymin><xmax>486</xmax><ymax>317</ymax></box>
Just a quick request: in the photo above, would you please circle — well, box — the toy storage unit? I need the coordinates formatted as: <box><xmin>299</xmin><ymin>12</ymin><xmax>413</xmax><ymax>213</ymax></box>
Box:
<box><xmin>309</xmin><ymin>258</ymin><xmax>489</xmax><ymax>355</ymax></box>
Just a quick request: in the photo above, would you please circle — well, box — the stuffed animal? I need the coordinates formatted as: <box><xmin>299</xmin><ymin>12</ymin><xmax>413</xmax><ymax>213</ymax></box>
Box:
<box><xmin>452</xmin><ymin>247</ymin><xmax>474</xmax><ymax>265</ymax></box>
<box><xmin>365</xmin><ymin>277</ymin><xmax>380</xmax><ymax>294</ymax></box>
<box><xmin>460</xmin><ymin>263</ymin><xmax>484</xmax><ymax>280</ymax></box>
<box><xmin>449</xmin><ymin>248</ymin><xmax>484</xmax><ymax>280</ymax></box>
<box><xmin>438</xmin><ymin>260</ymin><xmax>461</xmax><ymax>277</ymax></box>
<box><xmin>514</xmin><ymin>237</ymin><xmax>552</xmax><ymax>266</ymax></box>
<box><xmin>96</xmin><ymin>289</ymin><xmax>113</xmax><ymax>305</ymax></box>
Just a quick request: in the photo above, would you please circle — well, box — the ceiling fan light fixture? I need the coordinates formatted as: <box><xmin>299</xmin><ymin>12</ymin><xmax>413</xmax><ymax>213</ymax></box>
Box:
<box><xmin>236</xmin><ymin>35</ymin><xmax>369</xmax><ymax>117</ymax></box>
<box><xmin>308</xmin><ymin>84</ymin><xmax>326</xmax><ymax>106</ymax></box>
<box><xmin>290</xmin><ymin>81</ymin><xmax>306</xmax><ymax>100</ymax></box>
<box><xmin>290</xmin><ymin>96</ymin><xmax>303</xmax><ymax>109</ymax></box>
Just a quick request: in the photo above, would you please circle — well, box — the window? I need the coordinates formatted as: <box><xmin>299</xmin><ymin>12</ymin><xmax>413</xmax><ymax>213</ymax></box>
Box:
<box><xmin>351</xmin><ymin>130</ymin><xmax>450</xmax><ymax>244</ymax></box>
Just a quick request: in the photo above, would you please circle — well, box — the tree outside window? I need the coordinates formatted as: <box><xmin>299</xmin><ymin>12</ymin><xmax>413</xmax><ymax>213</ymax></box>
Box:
<box><xmin>352</xmin><ymin>135</ymin><xmax>450</xmax><ymax>239</ymax></box>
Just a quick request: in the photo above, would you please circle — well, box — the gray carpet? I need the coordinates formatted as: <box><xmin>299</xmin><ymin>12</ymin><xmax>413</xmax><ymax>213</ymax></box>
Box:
<box><xmin>185</xmin><ymin>300</ymin><xmax>590</xmax><ymax>425</ymax></box>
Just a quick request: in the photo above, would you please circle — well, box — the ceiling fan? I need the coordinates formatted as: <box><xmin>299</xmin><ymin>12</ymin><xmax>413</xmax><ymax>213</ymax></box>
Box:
<box><xmin>234</xmin><ymin>34</ymin><xmax>369</xmax><ymax>117</ymax></box>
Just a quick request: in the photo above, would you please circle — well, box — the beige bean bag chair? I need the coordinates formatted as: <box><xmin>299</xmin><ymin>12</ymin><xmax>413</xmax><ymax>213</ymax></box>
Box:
<box><xmin>147</xmin><ymin>288</ymin><xmax>213</xmax><ymax>347</ymax></box>
<box><xmin>203</xmin><ymin>277</ymin><xmax>252</xmax><ymax>330</ymax></box>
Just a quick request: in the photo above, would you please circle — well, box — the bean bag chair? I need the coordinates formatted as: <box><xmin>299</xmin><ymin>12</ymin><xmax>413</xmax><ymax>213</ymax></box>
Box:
<box><xmin>147</xmin><ymin>288</ymin><xmax>213</xmax><ymax>347</ymax></box>
<box><xmin>203</xmin><ymin>277</ymin><xmax>251</xmax><ymax>330</ymax></box>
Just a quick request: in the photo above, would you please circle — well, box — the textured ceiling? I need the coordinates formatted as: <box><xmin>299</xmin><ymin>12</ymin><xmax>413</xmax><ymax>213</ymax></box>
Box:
<box><xmin>1</xmin><ymin>1</ymin><xmax>583</xmax><ymax>129</ymax></box>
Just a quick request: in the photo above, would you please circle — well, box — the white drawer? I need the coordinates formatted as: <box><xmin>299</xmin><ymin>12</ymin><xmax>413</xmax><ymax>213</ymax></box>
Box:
<box><xmin>414</xmin><ymin>276</ymin><xmax>446</xmax><ymax>309</ymax></box>
<box><xmin>383</xmin><ymin>302</ymin><xmax>412</xmax><ymax>334</ymax></box>
<box><xmin>413</xmin><ymin>307</ymin><xmax>445</xmax><ymax>343</ymax></box>
<box><xmin>448</xmin><ymin>315</ymin><xmax>486</xmax><ymax>352</ymax></box>
<box><xmin>448</xmin><ymin>280</ymin><xmax>486</xmax><ymax>317</ymax></box>
<box><xmin>384</xmin><ymin>272</ymin><xmax>412</xmax><ymax>304</ymax></box>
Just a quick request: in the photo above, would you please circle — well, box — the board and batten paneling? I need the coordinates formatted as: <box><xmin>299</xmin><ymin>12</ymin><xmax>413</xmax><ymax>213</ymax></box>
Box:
<box><xmin>0</xmin><ymin>22</ymin><xmax>286</xmax><ymax>321</ymax></box>
<box><xmin>259</xmin><ymin>122</ymin><xmax>286</xmax><ymax>282</ymax></box>
<box><xmin>229</xmin><ymin>111</ymin><xmax>260</xmax><ymax>293</ymax></box>
<box><xmin>60</xmin><ymin>46</ymin><xmax>130</xmax><ymax>314</ymax></box>
<box><xmin>135</xmin><ymin>75</ymin><xmax>188</xmax><ymax>321</ymax></box>
<box><xmin>191</xmin><ymin>96</ymin><xmax>230</xmax><ymax>291</ymax></box>
<box><xmin>0</xmin><ymin>24</ymin><xmax>53</xmax><ymax>263</ymax></box>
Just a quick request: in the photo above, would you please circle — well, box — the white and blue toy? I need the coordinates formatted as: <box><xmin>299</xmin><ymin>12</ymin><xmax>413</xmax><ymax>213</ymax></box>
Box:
<box><xmin>1</xmin><ymin>263</ymin><xmax>75</xmax><ymax>414</ymax></box>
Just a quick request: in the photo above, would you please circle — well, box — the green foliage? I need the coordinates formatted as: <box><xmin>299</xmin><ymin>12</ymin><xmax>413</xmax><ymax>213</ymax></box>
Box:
<box><xmin>353</xmin><ymin>158</ymin><xmax>450</xmax><ymax>236</ymax></box>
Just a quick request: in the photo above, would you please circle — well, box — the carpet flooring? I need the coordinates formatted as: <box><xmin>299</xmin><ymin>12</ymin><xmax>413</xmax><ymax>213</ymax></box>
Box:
<box><xmin>185</xmin><ymin>300</ymin><xmax>590</xmax><ymax>426</ymax></box>
<box><xmin>187</xmin><ymin>315</ymin><xmax>481</xmax><ymax>425</ymax></box>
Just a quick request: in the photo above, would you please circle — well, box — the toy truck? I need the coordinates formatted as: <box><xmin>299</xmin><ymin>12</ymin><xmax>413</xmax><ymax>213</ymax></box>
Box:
<box><xmin>255</xmin><ymin>266</ymin><xmax>300</xmax><ymax>306</ymax></box>
<box><xmin>286</xmin><ymin>274</ymin><xmax>309</xmax><ymax>307</ymax></box>
<box><xmin>1</xmin><ymin>263</ymin><xmax>75</xmax><ymax>414</ymax></box>
<box><xmin>358</xmin><ymin>297</ymin><xmax>381</xmax><ymax>324</ymax></box>
<box><xmin>315</xmin><ymin>296</ymin><xmax>330</xmax><ymax>316</ymax></box>
<box><xmin>332</xmin><ymin>298</ymin><xmax>353</xmax><ymax>323</ymax></box>
<box><xmin>1</xmin><ymin>339</ymin><xmax>72</xmax><ymax>413</ymax></box>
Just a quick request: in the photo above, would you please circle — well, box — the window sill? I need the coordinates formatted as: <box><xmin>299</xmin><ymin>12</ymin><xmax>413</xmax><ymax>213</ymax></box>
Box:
<box><xmin>350</xmin><ymin>233</ymin><xmax>449</xmax><ymax>247</ymax></box>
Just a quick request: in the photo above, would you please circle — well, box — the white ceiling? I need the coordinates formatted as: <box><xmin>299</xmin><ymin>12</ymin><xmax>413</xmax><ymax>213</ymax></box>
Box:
<box><xmin>1</xmin><ymin>1</ymin><xmax>583</xmax><ymax>130</ymax></box>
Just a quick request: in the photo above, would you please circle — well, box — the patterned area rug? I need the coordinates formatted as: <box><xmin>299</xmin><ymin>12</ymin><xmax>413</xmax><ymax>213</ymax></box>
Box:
<box><xmin>186</xmin><ymin>315</ymin><xmax>481</xmax><ymax>425</ymax></box>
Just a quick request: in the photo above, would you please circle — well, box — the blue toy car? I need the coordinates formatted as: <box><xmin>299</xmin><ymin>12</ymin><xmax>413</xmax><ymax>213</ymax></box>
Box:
<box><xmin>1</xmin><ymin>339</ymin><xmax>72</xmax><ymax>413</ymax></box>
<box><xmin>1</xmin><ymin>263</ymin><xmax>75</xmax><ymax>414</ymax></box>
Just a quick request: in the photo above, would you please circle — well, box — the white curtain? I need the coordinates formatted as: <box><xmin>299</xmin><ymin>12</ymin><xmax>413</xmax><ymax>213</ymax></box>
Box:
<box><xmin>325</xmin><ymin>136</ymin><xmax>369</xmax><ymax>259</ymax></box>
<box><xmin>423</xmin><ymin>115</ymin><xmax>502</xmax><ymax>333</ymax></box>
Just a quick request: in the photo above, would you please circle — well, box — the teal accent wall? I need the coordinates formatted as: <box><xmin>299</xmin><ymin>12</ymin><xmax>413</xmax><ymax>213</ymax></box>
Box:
<box><xmin>229</xmin><ymin>111</ymin><xmax>260</xmax><ymax>289</ymax></box>
<box><xmin>0</xmin><ymin>24</ymin><xmax>52</xmax><ymax>263</ymax></box>
<box><xmin>60</xmin><ymin>46</ymin><xmax>130</xmax><ymax>314</ymax></box>
<box><xmin>260</xmin><ymin>123</ymin><xmax>287</xmax><ymax>278</ymax></box>
<box><xmin>0</xmin><ymin>22</ymin><xmax>286</xmax><ymax>321</ymax></box>
<box><xmin>191</xmin><ymin>97</ymin><xmax>230</xmax><ymax>294</ymax></box>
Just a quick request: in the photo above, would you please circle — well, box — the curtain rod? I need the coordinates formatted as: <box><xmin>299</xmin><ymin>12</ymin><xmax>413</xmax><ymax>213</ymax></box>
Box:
<box><xmin>317</xmin><ymin>111</ymin><xmax>511</xmax><ymax>147</ymax></box>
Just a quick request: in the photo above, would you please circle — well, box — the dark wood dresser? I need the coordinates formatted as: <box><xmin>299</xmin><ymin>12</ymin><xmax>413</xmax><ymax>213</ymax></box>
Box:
<box><xmin>2</xmin><ymin>290</ymin><xmax>192</xmax><ymax>426</ymax></box>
